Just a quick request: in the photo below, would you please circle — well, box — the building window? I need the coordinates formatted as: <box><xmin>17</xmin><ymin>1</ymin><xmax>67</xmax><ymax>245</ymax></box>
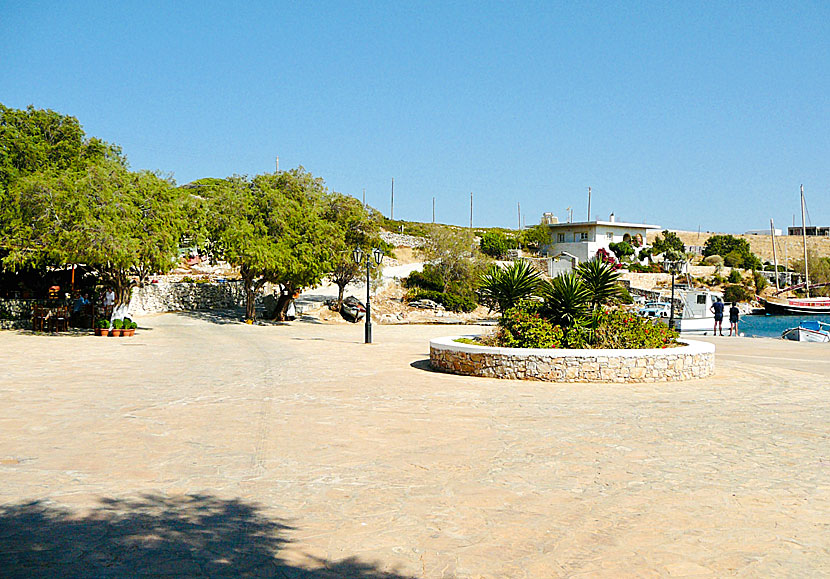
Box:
<box><xmin>557</xmin><ymin>233</ymin><xmax>565</xmax><ymax>242</ymax></box>
<box><xmin>580</xmin><ymin>232</ymin><xmax>589</xmax><ymax>241</ymax></box>
<box><xmin>606</xmin><ymin>232</ymin><xmax>614</xmax><ymax>241</ymax></box>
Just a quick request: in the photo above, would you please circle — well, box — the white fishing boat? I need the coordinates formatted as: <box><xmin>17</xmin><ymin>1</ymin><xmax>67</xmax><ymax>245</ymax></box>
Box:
<box><xmin>781</xmin><ymin>320</ymin><xmax>830</xmax><ymax>342</ymax></box>
<box><xmin>673</xmin><ymin>289</ymin><xmax>724</xmax><ymax>334</ymax></box>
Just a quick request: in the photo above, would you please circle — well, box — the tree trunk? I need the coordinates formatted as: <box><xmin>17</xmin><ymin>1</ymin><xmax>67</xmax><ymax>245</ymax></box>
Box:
<box><xmin>335</xmin><ymin>282</ymin><xmax>346</xmax><ymax>311</ymax></box>
<box><xmin>273</xmin><ymin>282</ymin><xmax>296</xmax><ymax>321</ymax></box>
<box><xmin>241</xmin><ymin>266</ymin><xmax>256</xmax><ymax>321</ymax></box>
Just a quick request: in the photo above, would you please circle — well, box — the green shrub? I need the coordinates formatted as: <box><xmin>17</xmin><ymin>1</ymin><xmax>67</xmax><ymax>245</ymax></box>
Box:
<box><xmin>407</xmin><ymin>289</ymin><xmax>477</xmax><ymax>312</ymax></box>
<box><xmin>112</xmin><ymin>318</ymin><xmax>124</xmax><ymax>330</ymax></box>
<box><xmin>403</xmin><ymin>264</ymin><xmax>443</xmax><ymax>292</ymax></box>
<box><xmin>723</xmin><ymin>284</ymin><xmax>750</xmax><ymax>303</ymax></box>
<box><xmin>478</xmin><ymin>260</ymin><xmax>542</xmax><ymax>312</ymax></box>
<box><xmin>591</xmin><ymin>308</ymin><xmax>678</xmax><ymax>349</ymax></box>
<box><xmin>96</xmin><ymin>319</ymin><xmax>110</xmax><ymax>329</ymax></box>
<box><xmin>627</xmin><ymin>263</ymin><xmax>663</xmax><ymax>273</ymax></box>
<box><xmin>728</xmin><ymin>269</ymin><xmax>743</xmax><ymax>283</ymax></box>
<box><xmin>752</xmin><ymin>270</ymin><xmax>768</xmax><ymax>292</ymax></box>
<box><xmin>703</xmin><ymin>255</ymin><xmax>724</xmax><ymax>267</ymax></box>
<box><xmin>498</xmin><ymin>306</ymin><xmax>564</xmax><ymax>349</ymax></box>
<box><xmin>711</xmin><ymin>274</ymin><xmax>725</xmax><ymax>285</ymax></box>
<box><xmin>479</xmin><ymin>231</ymin><xmax>509</xmax><ymax>258</ymax></box>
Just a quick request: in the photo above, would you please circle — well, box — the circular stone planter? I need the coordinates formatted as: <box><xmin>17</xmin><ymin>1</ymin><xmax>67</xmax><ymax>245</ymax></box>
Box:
<box><xmin>429</xmin><ymin>336</ymin><xmax>715</xmax><ymax>383</ymax></box>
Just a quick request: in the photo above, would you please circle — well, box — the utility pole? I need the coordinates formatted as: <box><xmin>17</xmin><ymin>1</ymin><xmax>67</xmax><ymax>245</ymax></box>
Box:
<box><xmin>587</xmin><ymin>187</ymin><xmax>592</xmax><ymax>221</ymax></box>
<box><xmin>275</xmin><ymin>156</ymin><xmax>279</xmax><ymax>172</ymax></box>
<box><xmin>362</xmin><ymin>188</ymin><xmax>366</xmax><ymax>208</ymax></box>
<box><xmin>470</xmin><ymin>192</ymin><xmax>473</xmax><ymax>230</ymax></box>
<box><xmin>432</xmin><ymin>197</ymin><xmax>435</xmax><ymax>224</ymax></box>
<box><xmin>517</xmin><ymin>202</ymin><xmax>521</xmax><ymax>230</ymax></box>
<box><xmin>390</xmin><ymin>178</ymin><xmax>394</xmax><ymax>220</ymax></box>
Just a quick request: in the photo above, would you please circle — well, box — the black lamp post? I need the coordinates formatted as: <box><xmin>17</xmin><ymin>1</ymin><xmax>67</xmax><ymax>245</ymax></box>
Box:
<box><xmin>664</xmin><ymin>258</ymin><xmax>684</xmax><ymax>329</ymax></box>
<box><xmin>353</xmin><ymin>247</ymin><xmax>384</xmax><ymax>343</ymax></box>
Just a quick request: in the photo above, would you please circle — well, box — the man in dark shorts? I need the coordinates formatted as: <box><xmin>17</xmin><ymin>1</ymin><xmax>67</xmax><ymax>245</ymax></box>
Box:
<box><xmin>729</xmin><ymin>302</ymin><xmax>740</xmax><ymax>336</ymax></box>
<box><xmin>710</xmin><ymin>297</ymin><xmax>725</xmax><ymax>336</ymax></box>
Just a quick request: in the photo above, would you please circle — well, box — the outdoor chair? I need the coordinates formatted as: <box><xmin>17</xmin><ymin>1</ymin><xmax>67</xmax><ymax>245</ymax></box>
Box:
<box><xmin>31</xmin><ymin>305</ymin><xmax>46</xmax><ymax>332</ymax></box>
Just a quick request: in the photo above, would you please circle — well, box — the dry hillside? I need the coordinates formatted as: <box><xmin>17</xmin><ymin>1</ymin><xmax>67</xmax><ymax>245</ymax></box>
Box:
<box><xmin>665</xmin><ymin>230</ymin><xmax>830</xmax><ymax>264</ymax></box>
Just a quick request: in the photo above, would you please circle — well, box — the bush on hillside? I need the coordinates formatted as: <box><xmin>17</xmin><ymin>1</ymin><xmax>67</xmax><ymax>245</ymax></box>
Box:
<box><xmin>728</xmin><ymin>269</ymin><xmax>743</xmax><ymax>284</ymax></box>
<box><xmin>723</xmin><ymin>284</ymin><xmax>751</xmax><ymax>303</ymax></box>
<box><xmin>406</xmin><ymin>289</ymin><xmax>477</xmax><ymax>312</ymax></box>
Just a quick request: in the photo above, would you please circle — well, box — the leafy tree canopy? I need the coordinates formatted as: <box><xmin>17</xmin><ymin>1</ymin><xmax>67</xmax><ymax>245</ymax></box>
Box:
<box><xmin>479</xmin><ymin>231</ymin><xmax>509</xmax><ymax>258</ymax></box>
<box><xmin>2</xmin><ymin>161</ymin><xmax>185</xmax><ymax>304</ymax></box>
<box><xmin>651</xmin><ymin>230</ymin><xmax>684</xmax><ymax>255</ymax></box>
<box><xmin>0</xmin><ymin>103</ymin><xmax>124</xmax><ymax>192</ymax></box>
<box><xmin>201</xmin><ymin>168</ymin><xmax>338</xmax><ymax>320</ymax></box>
<box><xmin>703</xmin><ymin>235</ymin><xmax>761</xmax><ymax>269</ymax></box>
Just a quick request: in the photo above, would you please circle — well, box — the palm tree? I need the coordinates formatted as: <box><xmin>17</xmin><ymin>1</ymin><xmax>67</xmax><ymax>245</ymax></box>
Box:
<box><xmin>576</xmin><ymin>258</ymin><xmax>622</xmax><ymax>310</ymax></box>
<box><xmin>479</xmin><ymin>260</ymin><xmax>543</xmax><ymax>313</ymax></box>
<box><xmin>540</xmin><ymin>272</ymin><xmax>591</xmax><ymax>327</ymax></box>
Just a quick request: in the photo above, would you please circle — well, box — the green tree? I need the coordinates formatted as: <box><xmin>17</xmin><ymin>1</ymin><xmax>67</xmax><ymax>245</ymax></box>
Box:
<box><xmin>703</xmin><ymin>235</ymin><xmax>761</xmax><ymax>269</ymax></box>
<box><xmin>420</xmin><ymin>226</ymin><xmax>488</xmax><ymax>299</ymax></box>
<box><xmin>0</xmin><ymin>103</ymin><xmax>123</xmax><ymax>192</ymax></box>
<box><xmin>323</xmin><ymin>194</ymin><xmax>384</xmax><ymax>310</ymax></box>
<box><xmin>202</xmin><ymin>169</ymin><xmax>337</xmax><ymax>321</ymax></box>
<box><xmin>608</xmin><ymin>241</ymin><xmax>634</xmax><ymax>261</ymax></box>
<box><xmin>651</xmin><ymin>230</ymin><xmax>684</xmax><ymax>255</ymax></box>
<box><xmin>479</xmin><ymin>231</ymin><xmax>509</xmax><ymax>258</ymax></box>
<box><xmin>478</xmin><ymin>260</ymin><xmax>543</xmax><ymax>313</ymax></box>
<box><xmin>2</xmin><ymin>162</ymin><xmax>185</xmax><ymax>305</ymax></box>
<box><xmin>518</xmin><ymin>224</ymin><xmax>551</xmax><ymax>254</ymax></box>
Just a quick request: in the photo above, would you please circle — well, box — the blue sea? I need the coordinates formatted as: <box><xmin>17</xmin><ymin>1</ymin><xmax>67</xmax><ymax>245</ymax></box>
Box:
<box><xmin>737</xmin><ymin>314</ymin><xmax>830</xmax><ymax>338</ymax></box>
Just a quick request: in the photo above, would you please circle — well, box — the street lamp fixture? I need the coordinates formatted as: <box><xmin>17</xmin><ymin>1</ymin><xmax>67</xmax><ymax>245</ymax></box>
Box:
<box><xmin>353</xmin><ymin>247</ymin><xmax>384</xmax><ymax>343</ymax></box>
<box><xmin>663</xmin><ymin>258</ymin><xmax>684</xmax><ymax>329</ymax></box>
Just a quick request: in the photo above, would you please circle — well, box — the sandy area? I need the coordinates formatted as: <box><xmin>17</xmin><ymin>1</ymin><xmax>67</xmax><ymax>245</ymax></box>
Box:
<box><xmin>1</xmin><ymin>316</ymin><xmax>829</xmax><ymax>577</ymax></box>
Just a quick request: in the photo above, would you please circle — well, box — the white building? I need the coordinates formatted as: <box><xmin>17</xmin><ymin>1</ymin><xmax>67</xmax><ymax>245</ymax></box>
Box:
<box><xmin>542</xmin><ymin>214</ymin><xmax>662</xmax><ymax>262</ymax></box>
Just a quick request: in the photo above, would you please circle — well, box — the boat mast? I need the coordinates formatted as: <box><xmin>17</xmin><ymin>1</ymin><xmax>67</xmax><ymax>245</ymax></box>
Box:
<box><xmin>801</xmin><ymin>184</ymin><xmax>810</xmax><ymax>297</ymax></box>
<box><xmin>770</xmin><ymin>218</ymin><xmax>780</xmax><ymax>292</ymax></box>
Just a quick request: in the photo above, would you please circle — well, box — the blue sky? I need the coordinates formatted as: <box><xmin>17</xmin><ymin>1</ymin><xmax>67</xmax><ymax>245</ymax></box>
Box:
<box><xmin>2</xmin><ymin>1</ymin><xmax>829</xmax><ymax>232</ymax></box>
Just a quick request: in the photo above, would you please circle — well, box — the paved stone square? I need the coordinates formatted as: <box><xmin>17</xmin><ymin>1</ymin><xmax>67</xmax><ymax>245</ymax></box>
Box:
<box><xmin>1</xmin><ymin>313</ymin><xmax>829</xmax><ymax>577</ymax></box>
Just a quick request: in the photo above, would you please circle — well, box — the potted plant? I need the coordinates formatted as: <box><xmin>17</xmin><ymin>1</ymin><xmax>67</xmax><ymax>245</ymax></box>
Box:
<box><xmin>110</xmin><ymin>318</ymin><xmax>124</xmax><ymax>337</ymax></box>
<box><xmin>94</xmin><ymin>319</ymin><xmax>110</xmax><ymax>336</ymax></box>
<box><xmin>123</xmin><ymin>318</ymin><xmax>136</xmax><ymax>337</ymax></box>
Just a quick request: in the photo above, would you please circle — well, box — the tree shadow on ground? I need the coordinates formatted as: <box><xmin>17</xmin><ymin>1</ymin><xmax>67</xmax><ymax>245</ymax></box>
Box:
<box><xmin>0</xmin><ymin>494</ymin><xmax>414</xmax><ymax>578</ymax></box>
<box><xmin>178</xmin><ymin>308</ymin><xmax>249</xmax><ymax>325</ymax></box>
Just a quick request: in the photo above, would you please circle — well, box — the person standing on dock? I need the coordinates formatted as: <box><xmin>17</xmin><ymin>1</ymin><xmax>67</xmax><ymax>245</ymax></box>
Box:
<box><xmin>729</xmin><ymin>302</ymin><xmax>740</xmax><ymax>336</ymax></box>
<box><xmin>711</xmin><ymin>297</ymin><xmax>725</xmax><ymax>336</ymax></box>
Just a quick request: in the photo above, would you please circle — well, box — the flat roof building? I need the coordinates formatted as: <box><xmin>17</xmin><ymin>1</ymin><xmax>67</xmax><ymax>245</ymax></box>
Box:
<box><xmin>542</xmin><ymin>214</ymin><xmax>662</xmax><ymax>262</ymax></box>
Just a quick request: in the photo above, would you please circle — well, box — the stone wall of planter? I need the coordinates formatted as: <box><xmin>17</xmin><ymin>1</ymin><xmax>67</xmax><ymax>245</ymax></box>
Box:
<box><xmin>128</xmin><ymin>281</ymin><xmax>259</xmax><ymax>314</ymax></box>
<box><xmin>429</xmin><ymin>336</ymin><xmax>715</xmax><ymax>383</ymax></box>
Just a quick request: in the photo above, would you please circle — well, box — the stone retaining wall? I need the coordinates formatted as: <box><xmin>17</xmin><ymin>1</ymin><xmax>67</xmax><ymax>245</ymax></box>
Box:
<box><xmin>430</xmin><ymin>336</ymin><xmax>715</xmax><ymax>383</ymax></box>
<box><xmin>128</xmin><ymin>281</ymin><xmax>255</xmax><ymax>315</ymax></box>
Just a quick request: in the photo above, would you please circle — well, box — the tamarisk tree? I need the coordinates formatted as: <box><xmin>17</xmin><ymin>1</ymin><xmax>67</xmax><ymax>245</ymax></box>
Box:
<box><xmin>202</xmin><ymin>169</ymin><xmax>337</xmax><ymax>321</ymax></box>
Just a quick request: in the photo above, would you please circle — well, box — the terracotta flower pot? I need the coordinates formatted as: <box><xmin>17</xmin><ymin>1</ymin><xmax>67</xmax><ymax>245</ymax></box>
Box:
<box><xmin>95</xmin><ymin>327</ymin><xmax>110</xmax><ymax>337</ymax></box>
<box><xmin>110</xmin><ymin>328</ymin><xmax>123</xmax><ymax>337</ymax></box>
<box><xmin>123</xmin><ymin>328</ymin><xmax>135</xmax><ymax>337</ymax></box>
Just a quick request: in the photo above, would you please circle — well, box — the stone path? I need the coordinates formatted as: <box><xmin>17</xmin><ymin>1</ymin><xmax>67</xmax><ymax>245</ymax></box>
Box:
<box><xmin>1</xmin><ymin>315</ymin><xmax>829</xmax><ymax>577</ymax></box>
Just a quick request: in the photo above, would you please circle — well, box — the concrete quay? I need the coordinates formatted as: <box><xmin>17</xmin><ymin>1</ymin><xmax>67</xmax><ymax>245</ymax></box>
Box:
<box><xmin>1</xmin><ymin>313</ymin><xmax>829</xmax><ymax>577</ymax></box>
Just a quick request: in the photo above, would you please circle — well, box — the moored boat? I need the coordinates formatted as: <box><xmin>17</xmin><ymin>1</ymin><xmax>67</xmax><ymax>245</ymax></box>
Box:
<box><xmin>761</xmin><ymin>295</ymin><xmax>830</xmax><ymax>315</ymax></box>
<box><xmin>781</xmin><ymin>320</ymin><xmax>830</xmax><ymax>342</ymax></box>
<box><xmin>674</xmin><ymin>289</ymin><xmax>724</xmax><ymax>334</ymax></box>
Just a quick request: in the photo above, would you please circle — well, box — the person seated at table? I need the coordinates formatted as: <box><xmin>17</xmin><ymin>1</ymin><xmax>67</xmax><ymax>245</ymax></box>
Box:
<box><xmin>71</xmin><ymin>293</ymin><xmax>90</xmax><ymax>326</ymax></box>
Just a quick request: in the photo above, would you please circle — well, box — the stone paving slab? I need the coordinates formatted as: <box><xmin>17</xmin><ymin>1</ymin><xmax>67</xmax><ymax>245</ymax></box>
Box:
<box><xmin>1</xmin><ymin>314</ymin><xmax>829</xmax><ymax>577</ymax></box>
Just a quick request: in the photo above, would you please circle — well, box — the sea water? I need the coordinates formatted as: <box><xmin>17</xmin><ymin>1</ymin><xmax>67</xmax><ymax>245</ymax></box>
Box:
<box><xmin>734</xmin><ymin>314</ymin><xmax>830</xmax><ymax>339</ymax></box>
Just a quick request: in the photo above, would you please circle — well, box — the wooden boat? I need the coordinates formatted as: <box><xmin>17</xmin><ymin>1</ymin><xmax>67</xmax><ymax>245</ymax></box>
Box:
<box><xmin>763</xmin><ymin>185</ymin><xmax>830</xmax><ymax>315</ymax></box>
<box><xmin>761</xmin><ymin>295</ymin><xmax>830</xmax><ymax>315</ymax></box>
<box><xmin>782</xmin><ymin>320</ymin><xmax>830</xmax><ymax>342</ymax></box>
